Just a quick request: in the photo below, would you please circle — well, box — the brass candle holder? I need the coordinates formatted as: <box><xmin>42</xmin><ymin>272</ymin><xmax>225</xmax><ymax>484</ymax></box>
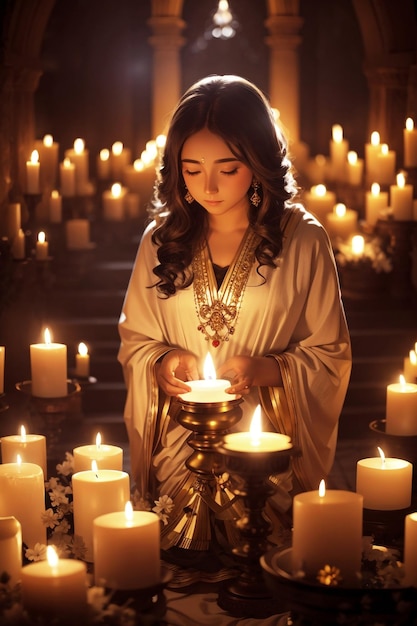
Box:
<box><xmin>216</xmin><ymin>439</ymin><xmax>300</xmax><ymax>618</ymax></box>
<box><xmin>170</xmin><ymin>397</ymin><xmax>243</xmax><ymax>551</ymax></box>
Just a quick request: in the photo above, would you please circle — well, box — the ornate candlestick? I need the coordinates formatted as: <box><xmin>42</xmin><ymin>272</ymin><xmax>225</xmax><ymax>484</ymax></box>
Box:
<box><xmin>216</xmin><ymin>434</ymin><xmax>299</xmax><ymax>618</ymax></box>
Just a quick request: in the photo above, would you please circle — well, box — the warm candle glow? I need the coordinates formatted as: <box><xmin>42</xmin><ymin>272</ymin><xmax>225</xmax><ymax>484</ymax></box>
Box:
<box><xmin>124</xmin><ymin>500</ymin><xmax>134</xmax><ymax>522</ymax></box>
<box><xmin>203</xmin><ymin>353</ymin><xmax>216</xmax><ymax>380</ymax></box>
<box><xmin>396</xmin><ymin>172</ymin><xmax>406</xmax><ymax>188</ymax></box>
<box><xmin>377</xmin><ymin>446</ymin><xmax>386</xmax><ymax>467</ymax></box>
<box><xmin>111</xmin><ymin>182</ymin><xmax>122</xmax><ymax>198</ymax></box>
<box><xmin>249</xmin><ymin>405</ymin><xmax>262</xmax><ymax>446</ymax></box>
<box><xmin>100</xmin><ymin>148</ymin><xmax>110</xmax><ymax>161</ymax></box>
<box><xmin>347</xmin><ymin>150</ymin><xmax>357</xmax><ymax>165</ymax></box>
<box><xmin>318</xmin><ymin>479</ymin><xmax>326</xmax><ymax>497</ymax></box>
<box><xmin>17</xmin><ymin>454</ymin><xmax>22</xmax><ymax>465</ymax></box>
<box><xmin>410</xmin><ymin>350</ymin><xmax>417</xmax><ymax>366</ymax></box>
<box><xmin>30</xmin><ymin>150</ymin><xmax>39</xmax><ymax>164</ymax></box>
<box><xmin>156</xmin><ymin>134</ymin><xmax>166</xmax><ymax>149</ymax></box>
<box><xmin>20</xmin><ymin>425</ymin><xmax>26</xmax><ymax>441</ymax></box>
<box><xmin>51</xmin><ymin>189</ymin><xmax>60</xmax><ymax>199</ymax></box>
<box><xmin>73</xmin><ymin>138</ymin><xmax>85</xmax><ymax>154</ymax></box>
<box><xmin>141</xmin><ymin>150</ymin><xmax>152</xmax><ymax>166</ymax></box>
<box><xmin>313</xmin><ymin>183</ymin><xmax>326</xmax><ymax>197</ymax></box>
<box><xmin>371</xmin><ymin>131</ymin><xmax>380</xmax><ymax>146</ymax></box>
<box><xmin>37</xmin><ymin>231</ymin><xmax>45</xmax><ymax>244</ymax></box>
<box><xmin>145</xmin><ymin>140</ymin><xmax>158</xmax><ymax>160</ymax></box>
<box><xmin>44</xmin><ymin>328</ymin><xmax>52</xmax><ymax>344</ymax></box>
<box><xmin>112</xmin><ymin>141</ymin><xmax>123</xmax><ymax>156</ymax></box>
<box><xmin>78</xmin><ymin>341</ymin><xmax>88</xmax><ymax>357</ymax></box>
<box><xmin>92</xmin><ymin>459</ymin><xmax>98</xmax><ymax>474</ymax></box>
<box><xmin>43</xmin><ymin>134</ymin><xmax>53</xmax><ymax>147</ymax></box>
<box><xmin>351</xmin><ymin>235</ymin><xmax>365</xmax><ymax>256</ymax></box>
<box><xmin>63</xmin><ymin>157</ymin><xmax>72</xmax><ymax>168</ymax></box>
<box><xmin>96</xmin><ymin>432</ymin><xmax>101</xmax><ymax>449</ymax></box>
<box><xmin>406</xmin><ymin>117</ymin><xmax>414</xmax><ymax>132</ymax></box>
<box><xmin>332</xmin><ymin>124</ymin><xmax>343</xmax><ymax>143</ymax></box>
<box><xmin>47</xmin><ymin>545</ymin><xmax>59</xmax><ymax>567</ymax></box>
<box><xmin>133</xmin><ymin>159</ymin><xmax>144</xmax><ymax>172</ymax></box>
<box><xmin>334</xmin><ymin>203</ymin><xmax>346</xmax><ymax>218</ymax></box>
<box><xmin>371</xmin><ymin>182</ymin><xmax>380</xmax><ymax>196</ymax></box>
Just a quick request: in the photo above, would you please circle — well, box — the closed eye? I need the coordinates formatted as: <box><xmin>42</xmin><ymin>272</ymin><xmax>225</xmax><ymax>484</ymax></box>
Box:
<box><xmin>221</xmin><ymin>168</ymin><xmax>239</xmax><ymax>175</ymax></box>
<box><xmin>183</xmin><ymin>169</ymin><xmax>200</xmax><ymax>176</ymax></box>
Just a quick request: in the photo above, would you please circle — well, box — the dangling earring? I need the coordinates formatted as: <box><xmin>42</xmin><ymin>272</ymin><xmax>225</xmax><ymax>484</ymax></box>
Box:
<box><xmin>184</xmin><ymin>187</ymin><xmax>194</xmax><ymax>204</ymax></box>
<box><xmin>250</xmin><ymin>180</ymin><xmax>261</xmax><ymax>207</ymax></box>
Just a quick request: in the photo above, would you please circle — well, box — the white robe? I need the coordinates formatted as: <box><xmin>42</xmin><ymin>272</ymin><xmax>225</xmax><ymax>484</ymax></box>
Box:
<box><xmin>118</xmin><ymin>206</ymin><xmax>352</xmax><ymax>547</ymax></box>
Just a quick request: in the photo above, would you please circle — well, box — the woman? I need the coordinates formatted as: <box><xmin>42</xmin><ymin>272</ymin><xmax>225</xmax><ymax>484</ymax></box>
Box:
<box><xmin>118</xmin><ymin>75</ymin><xmax>351</xmax><ymax>555</ymax></box>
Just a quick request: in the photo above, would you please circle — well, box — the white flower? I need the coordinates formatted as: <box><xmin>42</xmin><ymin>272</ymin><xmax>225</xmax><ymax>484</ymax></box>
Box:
<box><xmin>153</xmin><ymin>494</ymin><xmax>174</xmax><ymax>525</ymax></box>
<box><xmin>49</xmin><ymin>487</ymin><xmax>69</xmax><ymax>506</ymax></box>
<box><xmin>41</xmin><ymin>508</ymin><xmax>60</xmax><ymax>529</ymax></box>
<box><xmin>56</xmin><ymin>452</ymin><xmax>74</xmax><ymax>476</ymax></box>
<box><xmin>25</xmin><ymin>543</ymin><xmax>47</xmax><ymax>561</ymax></box>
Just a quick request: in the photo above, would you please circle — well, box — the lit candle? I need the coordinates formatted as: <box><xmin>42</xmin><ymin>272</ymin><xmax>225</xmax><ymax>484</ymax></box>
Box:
<box><xmin>11</xmin><ymin>228</ymin><xmax>25</xmax><ymax>260</ymax></box>
<box><xmin>356</xmin><ymin>447</ymin><xmax>412</xmax><ymax>510</ymax></box>
<box><xmin>1</xmin><ymin>425</ymin><xmax>47</xmax><ymax>477</ymax></box>
<box><xmin>111</xmin><ymin>141</ymin><xmax>132</xmax><ymax>180</ymax></box>
<box><xmin>0</xmin><ymin>516</ymin><xmax>22</xmax><ymax>586</ymax></box>
<box><xmin>37</xmin><ymin>134</ymin><xmax>59</xmax><ymax>190</ymax></box>
<box><xmin>5</xmin><ymin>202</ymin><xmax>21</xmax><ymax>242</ymax></box>
<box><xmin>390</xmin><ymin>172</ymin><xmax>414</xmax><ymax>221</ymax></box>
<box><xmin>64</xmin><ymin>138</ymin><xmax>89</xmax><ymax>195</ymax></box>
<box><xmin>386</xmin><ymin>375</ymin><xmax>417</xmax><ymax>435</ymax></box>
<box><xmin>365</xmin><ymin>131</ymin><xmax>381</xmax><ymax>184</ymax></box>
<box><xmin>97</xmin><ymin>148</ymin><xmax>110</xmax><ymax>179</ymax></box>
<box><xmin>0</xmin><ymin>458</ymin><xmax>46</xmax><ymax>548</ymax></box>
<box><xmin>26</xmin><ymin>150</ymin><xmax>40</xmax><ymax>194</ymax></box>
<box><xmin>73</xmin><ymin>432</ymin><xmax>123</xmax><ymax>472</ymax></box>
<box><xmin>102</xmin><ymin>182</ymin><xmax>126</xmax><ymax>220</ymax></box>
<box><xmin>303</xmin><ymin>184</ymin><xmax>336</xmax><ymax>225</ymax></box>
<box><xmin>347</xmin><ymin>151</ymin><xmax>364</xmax><ymax>186</ymax></box>
<box><xmin>72</xmin><ymin>463</ymin><xmax>130</xmax><ymax>561</ymax></box>
<box><xmin>178</xmin><ymin>353</ymin><xmax>236</xmax><ymax>403</ymax></box>
<box><xmin>329</xmin><ymin>124</ymin><xmax>348</xmax><ymax>181</ymax></box>
<box><xmin>35</xmin><ymin>231</ymin><xmax>48</xmax><ymax>260</ymax></box>
<box><xmin>49</xmin><ymin>190</ymin><xmax>62</xmax><ymax>223</ymax></box>
<box><xmin>403</xmin><ymin>512</ymin><xmax>417</xmax><ymax>587</ymax></box>
<box><xmin>75</xmin><ymin>341</ymin><xmax>90</xmax><ymax>378</ymax></box>
<box><xmin>404</xmin><ymin>346</ymin><xmax>417</xmax><ymax>383</ymax></box>
<box><xmin>65</xmin><ymin>218</ymin><xmax>91</xmax><ymax>250</ymax></box>
<box><xmin>123</xmin><ymin>158</ymin><xmax>145</xmax><ymax>194</ymax></box>
<box><xmin>93</xmin><ymin>502</ymin><xmax>160</xmax><ymax>590</ymax></box>
<box><xmin>404</xmin><ymin>117</ymin><xmax>417</xmax><ymax>168</ymax></box>
<box><xmin>365</xmin><ymin>182</ymin><xmax>389</xmax><ymax>226</ymax></box>
<box><xmin>59</xmin><ymin>157</ymin><xmax>76</xmax><ymax>196</ymax></box>
<box><xmin>222</xmin><ymin>405</ymin><xmax>292</xmax><ymax>453</ymax></box>
<box><xmin>375</xmin><ymin>143</ymin><xmax>396</xmax><ymax>185</ymax></box>
<box><xmin>351</xmin><ymin>234</ymin><xmax>365</xmax><ymax>258</ymax></box>
<box><xmin>325</xmin><ymin>203</ymin><xmax>358</xmax><ymax>241</ymax></box>
<box><xmin>30</xmin><ymin>327</ymin><xmax>67</xmax><ymax>398</ymax></box>
<box><xmin>0</xmin><ymin>345</ymin><xmax>4</xmax><ymax>394</ymax></box>
<box><xmin>21</xmin><ymin>545</ymin><xmax>87</xmax><ymax>619</ymax></box>
<box><xmin>292</xmin><ymin>480</ymin><xmax>363</xmax><ymax>585</ymax></box>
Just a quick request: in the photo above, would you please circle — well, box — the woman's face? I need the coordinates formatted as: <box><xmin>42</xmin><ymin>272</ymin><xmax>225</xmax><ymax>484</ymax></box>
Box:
<box><xmin>181</xmin><ymin>127</ymin><xmax>253</xmax><ymax>221</ymax></box>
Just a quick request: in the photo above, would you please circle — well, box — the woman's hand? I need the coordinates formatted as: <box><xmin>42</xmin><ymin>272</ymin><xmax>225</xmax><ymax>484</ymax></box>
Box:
<box><xmin>156</xmin><ymin>349</ymin><xmax>200</xmax><ymax>396</ymax></box>
<box><xmin>217</xmin><ymin>355</ymin><xmax>282</xmax><ymax>396</ymax></box>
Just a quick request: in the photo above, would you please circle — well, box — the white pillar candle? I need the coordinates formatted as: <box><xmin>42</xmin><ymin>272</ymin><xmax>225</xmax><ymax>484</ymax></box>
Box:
<box><xmin>0</xmin><ymin>460</ymin><xmax>46</xmax><ymax>548</ymax></box>
<box><xmin>386</xmin><ymin>375</ymin><xmax>417</xmax><ymax>435</ymax></box>
<box><xmin>73</xmin><ymin>432</ymin><xmax>123</xmax><ymax>472</ymax></box>
<box><xmin>178</xmin><ymin>353</ymin><xmax>236</xmax><ymax>402</ymax></box>
<box><xmin>375</xmin><ymin>143</ymin><xmax>396</xmax><ymax>185</ymax></box>
<box><xmin>329</xmin><ymin>124</ymin><xmax>348</xmax><ymax>181</ymax></box>
<box><xmin>0</xmin><ymin>516</ymin><xmax>22</xmax><ymax>586</ymax></box>
<box><xmin>11</xmin><ymin>228</ymin><xmax>25</xmax><ymax>260</ymax></box>
<box><xmin>0</xmin><ymin>345</ymin><xmax>4</xmax><ymax>394</ymax></box>
<box><xmin>30</xmin><ymin>328</ymin><xmax>67</xmax><ymax>398</ymax></box>
<box><xmin>347</xmin><ymin>151</ymin><xmax>364</xmax><ymax>186</ymax></box>
<box><xmin>1</xmin><ymin>426</ymin><xmax>47</xmax><ymax>477</ymax></box>
<box><xmin>64</xmin><ymin>138</ymin><xmax>89</xmax><ymax>195</ymax></box>
<box><xmin>59</xmin><ymin>157</ymin><xmax>76</xmax><ymax>196</ymax></box>
<box><xmin>26</xmin><ymin>150</ymin><xmax>40</xmax><ymax>194</ymax></box>
<box><xmin>403</xmin><ymin>511</ymin><xmax>417</xmax><ymax>587</ymax></box>
<box><xmin>49</xmin><ymin>190</ymin><xmax>62</xmax><ymax>223</ymax></box>
<box><xmin>303</xmin><ymin>184</ymin><xmax>336</xmax><ymax>225</ymax></box>
<box><xmin>75</xmin><ymin>341</ymin><xmax>90</xmax><ymax>378</ymax></box>
<box><xmin>21</xmin><ymin>546</ymin><xmax>87</xmax><ymax>619</ymax></box>
<box><xmin>223</xmin><ymin>404</ymin><xmax>292</xmax><ymax>452</ymax></box>
<box><xmin>390</xmin><ymin>172</ymin><xmax>414</xmax><ymax>221</ymax></box>
<box><xmin>365</xmin><ymin>131</ymin><xmax>381</xmax><ymax>184</ymax></box>
<box><xmin>123</xmin><ymin>159</ymin><xmax>144</xmax><ymax>194</ymax></box>
<box><xmin>97</xmin><ymin>148</ymin><xmax>111</xmax><ymax>179</ymax></box>
<box><xmin>5</xmin><ymin>203</ymin><xmax>21</xmax><ymax>242</ymax></box>
<box><xmin>404</xmin><ymin>118</ymin><xmax>417</xmax><ymax>168</ymax></box>
<box><xmin>404</xmin><ymin>348</ymin><xmax>417</xmax><ymax>382</ymax></box>
<box><xmin>292</xmin><ymin>480</ymin><xmax>363</xmax><ymax>585</ymax></box>
<box><xmin>65</xmin><ymin>218</ymin><xmax>91</xmax><ymax>250</ymax></box>
<box><xmin>365</xmin><ymin>183</ymin><xmax>389</xmax><ymax>226</ymax></box>
<box><xmin>102</xmin><ymin>182</ymin><xmax>126</xmax><ymax>220</ymax></box>
<box><xmin>35</xmin><ymin>231</ymin><xmax>48</xmax><ymax>260</ymax></box>
<box><xmin>356</xmin><ymin>447</ymin><xmax>413</xmax><ymax>510</ymax></box>
<box><xmin>110</xmin><ymin>141</ymin><xmax>132</xmax><ymax>180</ymax></box>
<box><xmin>325</xmin><ymin>203</ymin><xmax>358</xmax><ymax>241</ymax></box>
<box><xmin>36</xmin><ymin>134</ymin><xmax>59</xmax><ymax>191</ymax></box>
<box><xmin>94</xmin><ymin>503</ymin><xmax>160</xmax><ymax>590</ymax></box>
<box><xmin>72</xmin><ymin>466</ymin><xmax>130</xmax><ymax>561</ymax></box>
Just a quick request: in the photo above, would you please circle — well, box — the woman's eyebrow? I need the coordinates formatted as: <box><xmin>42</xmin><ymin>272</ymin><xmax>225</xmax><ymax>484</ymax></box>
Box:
<box><xmin>181</xmin><ymin>157</ymin><xmax>240</xmax><ymax>164</ymax></box>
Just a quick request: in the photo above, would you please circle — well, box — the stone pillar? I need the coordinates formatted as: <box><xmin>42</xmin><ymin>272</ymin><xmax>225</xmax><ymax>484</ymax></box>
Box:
<box><xmin>264</xmin><ymin>2</ymin><xmax>303</xmax><ymax>147</ymax></box>
<box><xmin>148</xmin><ymin>0</ymin><xmax>185</xmax><ymax>139</ymax></box>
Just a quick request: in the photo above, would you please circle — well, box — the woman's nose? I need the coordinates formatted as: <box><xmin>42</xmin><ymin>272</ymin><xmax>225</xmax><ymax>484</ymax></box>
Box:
<box><xmin>205</xmin><ymin>172</ymin><xmax>218</xmax><ymax>194</ymax></box>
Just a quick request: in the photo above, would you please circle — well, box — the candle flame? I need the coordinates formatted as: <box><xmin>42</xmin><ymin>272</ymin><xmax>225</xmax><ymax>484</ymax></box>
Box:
<box><xmin>20</xmin><ymin>425</ymin><xmax>26</xmax><ymax>440</ymax></box>
<box><xmin>43</xmin><ymin>134</ymin><xmax>53</xmax><ymax>147</ymax></box>
<box><xmin>335</xmin><ymin>203</ymin><xmax>346</xmax><ymax>218</ymax></box>
<box><xmin>314</xmin><ymin>184</ymin><xmax>326</xmax><ymax>197</ymax></box>
<box><xmin>133</xmin><ymin>159</ymin><xmax>144</xmax><ymax>172</ymax></box>
<box><xmin>381</xmin><ymin>143</ymin><xmax>389</xmax><ymax>155</ymax></box>
<box><xmin>347</xmin><ymin>151</ymin><xmax>357</xmax><ymax>165</ymax></box>
<box><xmin>78</xmin><ymin>341</ymin><xmax>88</xmax><ymax>357</ymax></box>
<box><xmin>141</xmin><ymin>150</ymin><xmax>152</xmax><ymax>166</ymax></box>
<box><xmin>111</xmin><ymin>182</ymin><xmax>122</xmax><ymax>198</ymax></box>
<box><xmin>318</xmin><ymin>479</ymin><xmax>326</xmax><ymax>497</ymax></box>
<box><xmin>63</xmin><ymin>157</ymin><xmax>72</xmax><ymax>168</ymax></box>
<box><xmin>96</xmin><ymin>432</ymin><xmax>102</xmax><ymax>449</ymax></box>
<box><xmin>100</xmin><ymin>148</ymin><xmax>110</xmax><ymax>161</ymax></box>
<box><xmin>38</xmin><ymin>231</ymin><xmax>46</xmax><ymax>244</ymax></box>
<box><xmin>30</xmin><ymin>150</ymin><xmax>39</xmax><ymax>164</ymax></box>
<box><xmin>17</xmin><ymin>454</ymin><xmax>22</xmax><ymax>465</ymax></box>
<box><xmin>351</xmin><ymin>235</ymin><xmax>365</xmax><ymax>256</ymax></box>
<box><xmin>47</xmin><ymin>545</ymin><xmax>59</xmax><ymax>567</ymax></box>
<box><xmin>203</xmin><ymin>353</ymin><xmax>216</xmax><ymax>380</ymax></box>
<box><xmin>156</xmin><ymin>134</ymin><xmax>166</xmax><ymax>149</ymax></box>
<box><xmin>406</xmin><ymin>117</ymin><xmax>414</xmax><ymax>132</ymax></box>
<box><xmin>44</xmin><ymin>328</ymin><xmax>52</xmax><ymax>344</ymax></box>
<box><xmin>92</xmin><ymin>459</ymin><xmax>99</xmax><ymax>477</ymax></box>
<box><xmin>112</xmin><ymin>141</ymin><xmax>123</xmax><ymax>156</ymax></box>
<box><xmin>332</xmin><ymin>124</ymin><xmax>343</xmax><ymax>143</ymax></box>
<box><xmin>125</xmin><ymin>501</ymin><xmax>134</xmax><ymax>521</ymax></box>
<box><xmin>371</xmin><ymin>131</ymin><xmax>380</xmax><ymax>146</ymax></box>
<box><xmin>74</xmin><ymin>138</ymin><xmax>85</xmax><ymax>154</ymax></box>
<box><xmin>51</xmin><ymin>189</ymin><xmax>60</xmax><ymax>199</ymax></box>
<box><xmin>146</xmin><ymin>140</ymin><xmax>158</xmax><ymax>160</ymax></box>
<box><xmin>249</xmin><ymin>405</ymin><xmax>262</xmax><ymax>446</ymax></box>
<box><xmin>411</xmin><ymin>350</ymin><xmax>417</xmax><ymax>366</ymax></box>
<box><xmin>378</xmin><ymin>446</ymin><xmax>386</xmax><ymax>467</ymax></box>
<box><xmin>371</xmin><ymin>182</ymin><xmax>380</xmax><ymax>196</ymax></box>
<box><xmin>396</xmin><ymin>172</ymin><xmax>406</xmax><ymax>188</ymax></box>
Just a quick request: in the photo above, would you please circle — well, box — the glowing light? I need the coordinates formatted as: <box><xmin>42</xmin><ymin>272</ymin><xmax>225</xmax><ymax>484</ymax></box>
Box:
<box><xmin>37</xmin><ymin>231</ymin><xmax>46</xmax><ymax>244</ymax></box>
<box><xmin>318</xmin><ymin>479</ymin><xmax>326</xmax><ymax>497</ymax></box>
<box><xmin>44</xmin><ymin>328</ymin><xmax>52</xmax><ymax>344</ymax></box>
<box><xmin>47</xmin><ymin>545</ymin><xmax>59</xmax><ymax>567</ymax></box>
<box><xmin>335</xmin><ymin>203</ymin><xmax>346</xmax><ymax>218</ymax></box>
<box><xmin>43</xmin><ymin>134</ymin><xmax>53</xmax><ymax>147</ymax></box>
<box><xmin>249</xmin><ymin>405</ymin><xmax>262</xmax><ymax>446</ymax></box>
<box><xmin>30</xmin><ymin>150</ymin><xmax>39</xmax><ymax>164</ymax></box>
<box><xmin>406</xmin><ymin>117</ymin><xmax>414</xmax><ymax>132</ymax></box>
<box><xmin>74</xmin><ymin>138</ymin><xmax>85</xmax><ymax>154</ymax></box>
<box><xmin>203</xmin><ymin>353</ymin><xmax>216</xmax><ymax>380</ymax></box>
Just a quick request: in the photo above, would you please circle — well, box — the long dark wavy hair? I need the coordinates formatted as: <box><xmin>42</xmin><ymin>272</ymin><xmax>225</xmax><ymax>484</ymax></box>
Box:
<box><xmin>151</xmin><ymin>74</ymin><xmax>298</xmax><ymax>297</ymax></box>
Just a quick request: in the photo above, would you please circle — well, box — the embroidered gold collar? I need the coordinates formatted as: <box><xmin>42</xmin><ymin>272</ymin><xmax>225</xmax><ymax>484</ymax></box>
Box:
<box><xmin>192</xmin><ymin>228</ymin><xmax>260</xmax><ymax>347</ymax></box>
